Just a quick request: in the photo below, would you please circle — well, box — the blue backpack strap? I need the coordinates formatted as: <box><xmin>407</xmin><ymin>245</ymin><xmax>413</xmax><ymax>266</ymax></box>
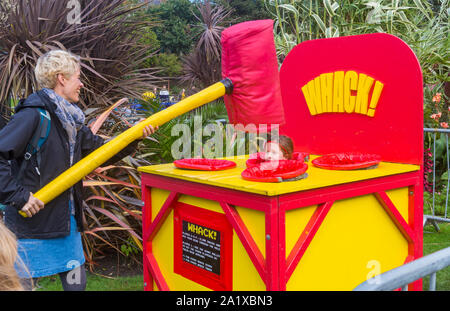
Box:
<box><xmin>17</xmin><ymin>108</ymin><xmax>51</xmax><ymax>179</ymax></box>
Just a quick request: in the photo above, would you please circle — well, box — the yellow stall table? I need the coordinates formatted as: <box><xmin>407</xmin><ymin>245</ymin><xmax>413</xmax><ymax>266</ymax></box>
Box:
<box><xmin>139</xmin><ymin>155</ymin><xmax>422</xmax><ymax>291</ymax></box>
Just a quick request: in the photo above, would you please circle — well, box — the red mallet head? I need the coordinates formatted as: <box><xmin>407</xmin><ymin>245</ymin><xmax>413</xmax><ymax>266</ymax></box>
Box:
<box><xmin>221</xmin><ymin>19</ymin><xmax>285</xmax><ymax>131</ymax></box>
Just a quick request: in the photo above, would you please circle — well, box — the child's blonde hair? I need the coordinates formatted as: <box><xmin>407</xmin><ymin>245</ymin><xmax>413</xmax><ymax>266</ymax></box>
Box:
<box><xmin>0</xmin><ymin>221</ymin><xmax>26</xmax><ymax>290</ymax></box>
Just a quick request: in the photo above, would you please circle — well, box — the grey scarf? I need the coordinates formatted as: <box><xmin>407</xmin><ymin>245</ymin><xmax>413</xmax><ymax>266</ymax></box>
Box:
<box><xmin>42</xmin><ymin>88</ymin><xmax>85</xmax><ymax>165</ymax></box>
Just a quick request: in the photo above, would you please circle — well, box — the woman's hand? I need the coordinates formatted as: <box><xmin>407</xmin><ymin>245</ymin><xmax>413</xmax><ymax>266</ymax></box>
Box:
<box><xmin>141</xmin><ymin>124</ymin><xmax>158</xmax><ymax>139</ymax></box>
<box><xmin>20</xmin><ymin>192</ymin><xmax>45</xmax><ymax>217</ymax></box>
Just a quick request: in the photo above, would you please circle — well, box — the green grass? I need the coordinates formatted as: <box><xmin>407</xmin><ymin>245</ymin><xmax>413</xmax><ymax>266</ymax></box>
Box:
<box><xmin>422</xmin><ymin>222</ymin><xmax>450</xmax><ymax>290</ymax></box>
<box><xmin>36</xmin><ymin>273</ymin><xmax>144</xmax><ymax>291</ymax></box>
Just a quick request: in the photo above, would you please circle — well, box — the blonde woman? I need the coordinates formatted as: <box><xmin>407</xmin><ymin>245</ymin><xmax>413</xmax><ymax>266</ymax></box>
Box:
<box><xmin>0</xmin><ymin>50</ymin><xmax>156</xmax><ymax>291</ymax></box>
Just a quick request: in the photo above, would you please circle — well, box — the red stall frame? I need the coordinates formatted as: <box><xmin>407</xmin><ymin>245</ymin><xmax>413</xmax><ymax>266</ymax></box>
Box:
<box><xmin>142</xmin><ymin>168</ymin><xmax>422</xmax><ymax>291</ymax></box>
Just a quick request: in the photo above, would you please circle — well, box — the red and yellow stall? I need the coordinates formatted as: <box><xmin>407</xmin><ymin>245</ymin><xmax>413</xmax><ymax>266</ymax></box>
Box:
<box><xmin>139</xmin><ymin>32</ymin><xmax>423</xmax><ymax>291</ymax></box>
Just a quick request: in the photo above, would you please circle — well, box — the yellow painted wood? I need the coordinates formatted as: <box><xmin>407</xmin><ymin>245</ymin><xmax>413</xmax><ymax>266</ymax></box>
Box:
<box><xmin>286</xmin><ymin>193</ymin><xmax>409</xmax><ymax>290</ymax></box>
<box><xmin>233</xmin><ymin>206</ymin><xmax>266</xmax><ymax>291</ymax></box>
<box><xmin>385</xmin><ymin>187</ymin><xmax>410</xmax><ymax>221</ymax></box>
<box><xmin>285</xmin><ymin>204</ymin><xmax>318</xmax><ymax>259</ymax></box>
<box><xmin>150</xmin><ymin>188</ymin><xmax>266</xmax><ymax>291</ymax></box>
<box><xmin>138</xmin><ymin>155</ymin><xmax>420</xmax><ymax>196</ymax></box>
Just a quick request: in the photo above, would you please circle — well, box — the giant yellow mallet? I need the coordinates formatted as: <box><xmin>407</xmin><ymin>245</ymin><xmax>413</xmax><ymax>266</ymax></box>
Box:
<box><xmin>19</xmin><ymin>19</ymin><xmax>285</xmax><ymax>217</ymax></box>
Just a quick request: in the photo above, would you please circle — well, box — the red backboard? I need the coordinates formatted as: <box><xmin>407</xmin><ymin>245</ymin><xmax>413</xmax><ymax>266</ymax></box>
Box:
<box><xmin>279</xmin><ymin>33</ymin><xmax>423</xmax><ymax>165</ymax></box>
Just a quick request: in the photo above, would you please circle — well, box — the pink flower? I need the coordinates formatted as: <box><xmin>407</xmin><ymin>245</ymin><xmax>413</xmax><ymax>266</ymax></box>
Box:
<box><xmin>440</xmin><ymin>122</ymin><xmax>449</xmax><ymax>128</ymax></box>
<box><xmin>432</xmin><ymin>93</ymin><xmax>442</xmax><ymax>103</ymax></box>
<box><xmin>430</xmin><ymin>112</ymin><xmax>442</xmax><ymax>121</ymax></box>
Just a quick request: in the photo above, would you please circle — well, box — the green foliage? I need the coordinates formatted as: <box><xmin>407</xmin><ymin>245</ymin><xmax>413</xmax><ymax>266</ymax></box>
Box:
<box><xmin>139</xmin><ymin>97</ymin><xmax>228</xmax><ymax>163</ymax></box>
<box><xmin>424</xmin><ymin>189</ymin><xmax>449</xmax><ymax>216</ymax></box>
<box><xmin>266</xmin><ymin>0</ymin><xmax>449</xmax><ymax>87</ymax></box>
<box><xmin>180</xmin><ymin>1</ymin><xmax>232</xmax><ymax>88</ymax></box>
<box><xmin>138</xmin><ymin>27</ymin><xmax>161</xmax><ymax>53</ymax></box>
<box><xmin>217</xmin><ymin>0</ymin><xmax>270</xmax><ymax>22</ymax></box>
<box><xmin>0</xmin><ymin>0</ymin><xmax>161</xmax><ymax>117</ymax></box>
<box><xmin>121</xmin><ymin>237</ymin><xmax>140</xmax><ymax>257</ymax></box>
<box><xmin>422</xmin><ymin>223</ymin><xmax>450</xmax><ymax>290</ymax></box>
<box><xmin>147</xmin><ymin>0</ymin><xmax>200</xmax><ymax>55</ymax></box>
<box><xmin>149</xmin><ymin>53</ymin><xmax>182</xmax><ymax>78</ymax></box>
<box><xmin>424</xmin><ymin>131</ymin><xmax>449</xmax><ymax>194</ymax></box>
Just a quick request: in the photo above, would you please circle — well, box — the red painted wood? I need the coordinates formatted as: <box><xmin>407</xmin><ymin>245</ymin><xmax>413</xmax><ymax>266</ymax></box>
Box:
<box><xmin>409</xmin><ymin>183</ymin><xmax>424</xmax><ymax>291</ymax></box>
<box><xmin>374</xmin><ymin>191</ymin><xmax>416</xmax><ymax>244</ymax></box>
<box><xmin>173</xmin><ymin>202</ymin><xmax>233</xmax><ymax>291</ymax></box>
<box><xmin>375</xmin><ymin>190</ymin><xmax>422</xmax><ymax>292</ymax></box>
<box><xmin>264</xmin><ymin>198</ymin><xmax>280</xmax><ymax>290</ymax></box>
<box><xmin>404</xmin><ymin>255</ymin><xmax>414</xmax><ymax>264</ymax></box>
<box><xmin>278</xmin><ymin>205</ymin><xmax>287</xmax><ymax>291</ymax></box>
<box><xmin>279</xmin><ymin>172</ymin><xmax>420</xmax><ymax>210</ymax></box>
<box><xmin>142</xmin><ymin>184</ymin><xmax>153</xmax><ymax>291</ymax></box>
<box><xmin>142</xmin><ymin>173</ymin><xmax>272</xmax><ymax>211</ymax></box>
<box><xmin>143</xmin><ymin>191</ymin><xmax>179</xmax><ymax>242</ymax></box>
<box><xmin>145</xmin><ymin>252</ymin><xmax>170</xmax><ymax>291</ymax></box>
<box><xmin>279</xmin><ymin>33</ymin><xmax>423</xmax><ymax>166</ymax></box>
<box><xmin>220</xmin><ymin>202</ymin><xmax>267</xmax><ymax>284</ymax></box>
<box><xmin>285</xmin><ymin>201</ymin><xmax>334</xmax><ymax>282</ymax></box>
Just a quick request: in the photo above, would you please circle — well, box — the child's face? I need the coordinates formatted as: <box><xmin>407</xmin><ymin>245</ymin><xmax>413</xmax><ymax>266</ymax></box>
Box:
<box><xmin>264</xmin><ymin>142</ymin><xmax>286</xmax><ymax>161</ymax></box>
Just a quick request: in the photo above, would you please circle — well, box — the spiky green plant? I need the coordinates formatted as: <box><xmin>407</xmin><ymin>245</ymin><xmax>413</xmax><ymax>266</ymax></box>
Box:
<box><xmin>180</xmin><ymin>0</ymin><xmax>233</xmax><ymax>89</ymax></box>
<box><xmin>0</xmin><ymin>0</ymin><xmax>161</xmax><ymax>119</ymax></box>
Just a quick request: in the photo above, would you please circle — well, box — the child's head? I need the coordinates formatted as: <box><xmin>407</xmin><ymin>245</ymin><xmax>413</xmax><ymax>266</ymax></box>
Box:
<box><xmin>0</xmin><ymin>221</ymin><xmax>23</xmax><ymax>291</ymax></box>
<box><xmin>264</xmin><ymin>135</ymin><xmax>294</xmax><ymax>161</ymax></box>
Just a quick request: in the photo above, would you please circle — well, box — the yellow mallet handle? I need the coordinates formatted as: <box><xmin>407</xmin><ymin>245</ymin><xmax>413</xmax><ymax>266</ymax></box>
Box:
<box><xmin>19</xmin><ymin>79</ymin><xmax>231</xmax><ymax>217</ymax></box>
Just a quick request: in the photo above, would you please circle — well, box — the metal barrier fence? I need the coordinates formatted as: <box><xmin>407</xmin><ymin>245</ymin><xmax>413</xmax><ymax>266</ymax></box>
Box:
<box><xmin>423</xmin><ymin>128</ymin><xmax>450</xmax><ymax>230</ymax></box>
<box><xmin>353</xmin><ymin>246</ymin><xmax>450</xmax><ymax>291</ymax></box>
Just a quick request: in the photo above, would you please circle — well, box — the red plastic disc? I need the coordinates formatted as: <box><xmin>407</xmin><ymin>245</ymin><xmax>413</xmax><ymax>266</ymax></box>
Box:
<box><xmin>173</xmin><ymin>158</ymin><xmax>237</xmax><ymax>171</ymax></box>
<box><xmin>241</xmin><ymin>160</ymin><xmax>308</xmax><ymax>182</ymax></box>
<box><xmin>312</xmin><ymin>153</ymin><xmax>381</xmax><ymax>170</ymax></box>
<box><xmin>246</xmin><ymin>152</ymin><xmax>309</xmax><ymax>168</ymax></box>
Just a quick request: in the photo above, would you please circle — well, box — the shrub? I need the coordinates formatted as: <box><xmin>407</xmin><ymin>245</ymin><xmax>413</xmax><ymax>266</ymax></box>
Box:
<box><xmin>0</xmin><ymin>0</ymin><xmax>161</xmax><ymax>119</ymax></box>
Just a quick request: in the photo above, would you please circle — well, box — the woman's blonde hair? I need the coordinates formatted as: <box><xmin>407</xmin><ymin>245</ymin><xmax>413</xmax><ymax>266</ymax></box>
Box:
<box><xmin>35</xmin><ymin>50</ymin><xmax>81</xmax><ymax>89</ymax></box>
<box><xmin>0</xmin><ymin>221</ymin><xmax>24</xmax><ymax>291</ymax></box>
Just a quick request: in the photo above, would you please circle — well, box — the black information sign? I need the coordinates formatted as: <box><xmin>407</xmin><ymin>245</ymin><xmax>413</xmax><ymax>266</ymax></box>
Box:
<box><xmin>182</xmin><ymin>220</ymin><xmax>221</xmax><ymax>275</ymax></box>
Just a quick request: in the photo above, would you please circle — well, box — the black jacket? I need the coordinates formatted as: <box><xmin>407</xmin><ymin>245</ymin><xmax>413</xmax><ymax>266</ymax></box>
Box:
<box><xmin>0</xmin><ymin>90</ymin><xmax>139</xmax><ymax>239</ymax></box>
